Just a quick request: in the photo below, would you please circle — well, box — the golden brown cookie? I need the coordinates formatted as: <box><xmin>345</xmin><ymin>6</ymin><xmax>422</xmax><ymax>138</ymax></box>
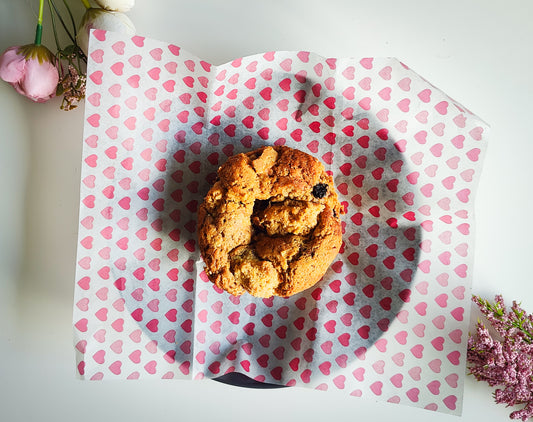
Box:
<box><xmin>197</xmin><ymin>145</ymin><xmax>343</xmax><ymax>297</ymax></box>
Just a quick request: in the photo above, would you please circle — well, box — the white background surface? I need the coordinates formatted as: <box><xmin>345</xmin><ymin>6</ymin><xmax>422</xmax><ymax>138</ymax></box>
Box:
<box><xmin>0</xmin><ymin>0</ymin><xmax>531</xmax><ymax>421</ymax></box>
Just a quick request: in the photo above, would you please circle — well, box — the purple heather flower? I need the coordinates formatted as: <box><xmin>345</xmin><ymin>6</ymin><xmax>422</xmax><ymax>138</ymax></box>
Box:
<box><xmin>468</xmin><ymin>295</ymin><xmax>533</xmax><ymax>420</ymax></box>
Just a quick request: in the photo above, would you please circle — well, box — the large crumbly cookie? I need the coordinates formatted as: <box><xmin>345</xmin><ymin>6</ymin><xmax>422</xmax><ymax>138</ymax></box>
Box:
<box><xmin>197</xmin><ymin>146</ymin><xmax>343</xmax><ymax>297</ymax></box>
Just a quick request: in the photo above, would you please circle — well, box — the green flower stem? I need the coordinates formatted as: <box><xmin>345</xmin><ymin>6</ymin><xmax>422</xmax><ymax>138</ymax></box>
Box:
<box><xmin>48</xmin><ymin>0</ymin><xmax>77</xmax><ymax>46</ymax></box>
<box><xmin>62</xmin><ymin>0</ymin><xmax>77</xmax><ymax>37</ymax></box>
<box><xmin>47</xmin><ymin>0</ymin><xmax>61</xmax><ymax>52</ymax></box>
<box><xmin>34</xmin><ymin>24</ymin><xmax>43</xmax><ymax>46</ymax></box>
<box><xmin>80</xmin><ymin>0</ymin><xmax>91</xmax><ymax>9</ymax></box>
<box><xmin>34</xmin><ymin>0</ymin><xmax>45</xmax><ymax>45</ymax></box>
<box><xmin>37</xmin><ymin>0</ymin><xmax>44</xmax><ymax>24</ymax></box>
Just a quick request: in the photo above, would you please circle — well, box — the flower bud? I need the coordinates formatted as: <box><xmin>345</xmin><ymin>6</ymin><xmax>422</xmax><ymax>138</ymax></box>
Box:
<box><xmin>95</xmin><ymin>0</ymin><xmax>135</xmax><ymax>12</ymax></box>
<box><xmin>77</xmin><ymin>8</ymin><xmax>136</xmax><ymax>54</ymax></box>
<box><xmin>0</xmin><ymin>44</ymin><xmax>59</xmax><ymax>103</ymax></box>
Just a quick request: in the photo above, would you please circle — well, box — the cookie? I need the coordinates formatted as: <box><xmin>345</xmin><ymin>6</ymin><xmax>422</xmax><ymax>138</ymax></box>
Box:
<box><xmin>197</xmin><ymin>145</ymin><xmax>343</xmax><ymax>297</ymax></box>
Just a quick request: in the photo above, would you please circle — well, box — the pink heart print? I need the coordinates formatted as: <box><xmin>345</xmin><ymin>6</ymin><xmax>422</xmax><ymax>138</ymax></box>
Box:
<box><xmin>73</xmin><ymin>31</ymin><xmax>488</xmax><ymax>416</ymax></box>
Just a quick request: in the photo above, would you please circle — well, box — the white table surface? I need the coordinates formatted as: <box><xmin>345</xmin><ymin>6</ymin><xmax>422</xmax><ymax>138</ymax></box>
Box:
<box><xmin>1</xmin><ymin>1</ymin><xmax>532</xmax><ymax>420</ymax></box>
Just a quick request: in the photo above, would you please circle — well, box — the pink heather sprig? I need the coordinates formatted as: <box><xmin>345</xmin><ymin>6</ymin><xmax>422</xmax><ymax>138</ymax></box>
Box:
<box><xmin>468</xmin><ymin>295</ymin><xmax>533</xmax><ymax>421</ymax></box>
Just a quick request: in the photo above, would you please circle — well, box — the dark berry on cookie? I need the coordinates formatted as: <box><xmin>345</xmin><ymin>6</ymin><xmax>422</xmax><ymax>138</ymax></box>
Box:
<box><xmin>312</xmin><ymin>183</ymin><xmax>329</xmax><ymax>199</ymax></box>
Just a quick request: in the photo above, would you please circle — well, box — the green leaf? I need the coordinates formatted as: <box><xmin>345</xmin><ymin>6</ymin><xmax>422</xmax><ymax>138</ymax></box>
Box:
<box><xmin>62</xmin><ymin>44</ymin><xmax>77</xmax><ymax>57</ymax></box>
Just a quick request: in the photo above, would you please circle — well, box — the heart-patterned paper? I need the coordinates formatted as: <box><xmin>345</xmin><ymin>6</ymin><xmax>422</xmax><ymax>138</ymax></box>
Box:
<box><xmin>74</xmin><ymin>30</ymin><xmax>488</xmax><ymax>415</ymax></box>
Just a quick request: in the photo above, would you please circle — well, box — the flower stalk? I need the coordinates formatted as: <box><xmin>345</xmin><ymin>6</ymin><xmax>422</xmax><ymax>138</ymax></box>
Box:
<box><xmin>43</xmin><ymin>0</ymin><xmax>87</xmax><ymax>110</ymax></box>
<box><xmin>35</xmin><ymin>0</ymin><xmax>44</xmax><ymax>45</ymax></box>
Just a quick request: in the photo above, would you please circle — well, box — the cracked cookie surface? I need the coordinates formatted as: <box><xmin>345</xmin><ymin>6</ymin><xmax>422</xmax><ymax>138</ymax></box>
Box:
<box><xmin>197</xmin><ymin>145</ymin><xmax>343</xmax><ymax>297</ymax></box>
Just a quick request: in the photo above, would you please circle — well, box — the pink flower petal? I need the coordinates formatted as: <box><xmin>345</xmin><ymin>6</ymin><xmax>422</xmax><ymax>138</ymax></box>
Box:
<box><xmin>0</xmin><ymin>46</ymin><xmax>26</xmax><ymax>83</ymax></box>
<box><xmin>20</xmin><ymin>57</ymin><xmax>59</xmax><ymax>102</ymax></box>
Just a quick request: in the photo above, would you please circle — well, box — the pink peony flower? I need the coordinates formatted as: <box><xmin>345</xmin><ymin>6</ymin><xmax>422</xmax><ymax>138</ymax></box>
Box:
<box><xmin>0</xmin><ymin>44</ymin><xmax>59</xmax><ymax>103</ymax></box>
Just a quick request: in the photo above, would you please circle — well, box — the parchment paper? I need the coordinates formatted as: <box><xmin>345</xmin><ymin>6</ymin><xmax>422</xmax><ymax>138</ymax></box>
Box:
<box><xmin>74</xmin><ymin>30</ymin><xmax>489</xmax><ymax>414</ymax></box>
